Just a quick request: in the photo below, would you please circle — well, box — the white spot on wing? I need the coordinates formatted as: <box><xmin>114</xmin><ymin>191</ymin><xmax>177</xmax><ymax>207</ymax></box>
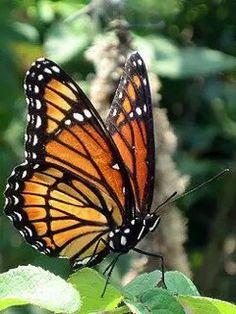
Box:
<box><xmin>44</xmin><ymin>68</ymin><xmax>52</xmax><ymax>74</ymax></box>
<box><xmin>33</xmin><ymin>134</ymin><xmax>38</xmax><ymax>145</ymax></box>
<box><xmin>138</xmin><ymin>59</ymin><xmax>143</xmax><ymax>65</ymax></box>
<box><xmin>19</xmin><ymin>230</ymin><xmax>25</xmax><ymax>237</ymax></box>
<box><xmin>14</xmin><ymin>211</ymin><xmax>22</xmax><ymax>220</ymax></box>
<box><xmin>136</xmin><ymin>107</ymin><xmax>142</xmax><ymax>115</ymax></box>
<box><xmin>34</xmin><ymin>85</ymin><xmax>39</xmax><ymax>93</ymax></box>
<box><xmin>65</xmin><ymin>119</ymin><xmax>71</xmax><ymax>125</ymax></box>
<box><xmin>13</xmin><ymin>195</ymin><xmax>19</xmax><ymax>205</ymax></box>
<box><xmin>73</xmin><ymin>113</ymin><xmax>84</xmax><ymax>122</ymax></box>
<box><xmin>38</xmin><ymin>74</ymin><xmax>44</xmax><ymax>81</ymax></box>
<box><xmin>84</xmin><ymin>109</ymin><xmax>92</xmax><ymax>118</ymax></box>
<box><xmin>113</xmin><ymin>109</ymin><xmax>117</xmax><ymax>117</ymax></box>
<box><xmin>36</xmin><ymin>241</ymin><xmax>44</xmax><ymax>247</ymax></box>
<box><xmin>112</xmin><ymin>163</ymin><xmax>120</xmax><ymax>170</ymax></box>
<box><xmin>68</xmin><ymin>82</ymin><xmax>77</xmax><ymax>91</ymax></box>
<box><xmin>7</xmin><ymin>215</ymin><xmax>13</xmax><ymax>221</ymax></box>
<box><xmin>36</xmin><ymin>99</ymin><xmax>41</xmax><ymax>109</ymax></box>
<box><xmin>25</xmin><ymin>226</ymin><xmax>33</xmax><ymax>237</ymax></box>
<box><xmin>35</xmin><ymin>116</ymin><xmax>42</xmax><ymax>128</ymax></box>
<box><xmin>22</xmin><ymin>170</ymin><xmax>27</xmax><ymax>178</ymax></box>
<box><xmin>51</xmin><ymin>65</ymin><xmax>60</xmax><ymax>73</ymax></box>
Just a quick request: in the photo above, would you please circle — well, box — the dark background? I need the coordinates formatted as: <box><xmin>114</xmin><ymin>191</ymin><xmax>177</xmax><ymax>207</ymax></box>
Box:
<box><xmin>0</xmin><ymin>1</ymin><xmax>235</xmax><ymax>312</ymax></box>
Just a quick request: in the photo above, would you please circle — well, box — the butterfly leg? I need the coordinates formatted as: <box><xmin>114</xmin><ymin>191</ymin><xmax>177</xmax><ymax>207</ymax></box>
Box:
<box><xmin>101</xmin><ymin>253</ymin><xmax>122</xmax><ymax>298</ymax></box>
<box><xmin>133</xmin><ymin>247</ymin><xmax>167</xmax><ymax>289</ymax></box>
<box><xmin>86</xmin><ymin>237</ymin><xmax>107</xmax><ymax>266</ymax></box>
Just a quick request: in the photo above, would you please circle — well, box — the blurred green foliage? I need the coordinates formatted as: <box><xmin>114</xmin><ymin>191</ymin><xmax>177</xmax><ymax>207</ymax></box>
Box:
<box><xmin>0</xmin><ymin>0</ymin><xmax>235</xmax><ymax>312</ymax></box>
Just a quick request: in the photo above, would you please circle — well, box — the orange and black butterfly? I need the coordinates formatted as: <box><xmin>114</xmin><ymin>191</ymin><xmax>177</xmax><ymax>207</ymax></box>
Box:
<box><xmin>4</xmin><ymin>52</ymin><xmax>162</xmax><ymax>272</ymax></box>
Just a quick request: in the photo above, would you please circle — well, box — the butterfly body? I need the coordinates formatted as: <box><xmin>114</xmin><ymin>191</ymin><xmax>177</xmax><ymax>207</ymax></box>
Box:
<box><xmin>108</xmin><ymin>214</ymin><xmax>160</xmax><ymax>253</ymax></box>
<box><xmin>4</xmin><ymin>51</ymin><xmax>159</xmax><ymax>270</ymax></box>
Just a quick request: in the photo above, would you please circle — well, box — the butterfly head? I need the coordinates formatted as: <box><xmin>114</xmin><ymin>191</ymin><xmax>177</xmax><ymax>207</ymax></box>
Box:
<box><xmin>108</xmin><ymin>214</ymin><xmax>161</xmax><ymax>253</ymax></box>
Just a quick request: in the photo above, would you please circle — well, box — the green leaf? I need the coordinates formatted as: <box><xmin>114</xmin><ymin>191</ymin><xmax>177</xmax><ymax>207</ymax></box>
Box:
<box><xmin>134</xmin><ymin>36</ymin><xmax>236</xmax><ymax>79</ymax></box>
<box><xmin>124</xmin><ymin>270</ymin><xmax>162</xmax><ymax>297</ymax></box>
<box><xmin>68</xmin><ymin>268</ymin><xmax>123</xmax><ymax>314</ymax></box>
<box><xmin>124</xmin><ymin>270</ymin><xmax>199</xmax><ymax>297</ymax></box>
<box><xmin>44</xmin><ymin>15</ymin><xmax>95</xmax><ymax>63</ymax></box>
<box><xmin>155</xmin><ymin>47</ymin><xmax>236</xmax><ymax>78</ymax></box>
<box><xmin>0</xmin><ymin>265</ymin><xmax>80</xmax><ymax>313</ymax></box>
<box><xmin>125</xmin><ymin>288</ymin><xmax>184</xmax><ymax>314</ymax></box>
<box><xmin>38</xmin><ymin>0</ymin><xmax>55</xmax><ymax>23</ymax></box>
<box><xmin>165</xmin><ymin>271</ymin><xmax>200</xmax><ymax>296</ymax></box>
<box><xmin>13</xmin><ymin>22</ymin><xmax>39</xmax><ymax>42</ymax></box>
<box><xmin>178</xmin><ymin>295</ymin><xmax>236</xmax><ymax>314</ymax></box>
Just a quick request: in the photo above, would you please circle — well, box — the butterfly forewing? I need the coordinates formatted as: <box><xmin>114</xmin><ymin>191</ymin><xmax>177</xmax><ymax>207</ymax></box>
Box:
<box><xmin>106</xmin><ymin>52</ymin><xmax>155</xmax><ymax>213</ymax></box>
<box><xmin>4</xmin><ymin>57</ymin><xmax>135</xmax><ymax>265</ymax></box>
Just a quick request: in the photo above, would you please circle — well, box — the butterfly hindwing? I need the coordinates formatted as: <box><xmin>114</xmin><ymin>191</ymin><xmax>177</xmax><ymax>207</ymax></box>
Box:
<box><xmin>5</xmin><ymin>57</ymin><xmax>135</xmax><ymax>265</ymax></box>
<box><xmin>106</xmin><ymin>52</ymin><xmax>155</xmax><ymax>213</ymax></box>
<box><xmin>5</xmin><ymin>163</ymin><xmax>110</xmax><ymax>264</ymax></box>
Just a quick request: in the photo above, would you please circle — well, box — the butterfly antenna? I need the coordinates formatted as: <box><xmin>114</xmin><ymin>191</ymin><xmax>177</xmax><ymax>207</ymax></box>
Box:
<box><xmin>153</xmin><ymin>191</ymin><xmax>177</xmax><ymax>213</ymax></box>
<box><xmin>153</xmin><ymin>168</ymin><xmax>230</xmax><ymax>214</ymax></box>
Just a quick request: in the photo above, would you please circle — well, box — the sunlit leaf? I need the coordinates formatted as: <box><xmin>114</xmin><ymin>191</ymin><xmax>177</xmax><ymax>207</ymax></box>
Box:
<box><xmin>178</xmin><ymin>295</ymin><xmax>236</xmax><ymax>314</ymax></box>
<box><xmin>0</xmin><ymin>265</ymin><xmax>80</xmax><ymax>313</ymax></box>
<box><xmin>44</xmin><ymin>15</ymin><xmax>95</xmax><ymax>63</ymax></box>
<box><xmin>68</xmin><ymin>268</ymin><xmax>123</xmax><ymax>314</ymax></box>
<box><xmin>135</xmin><ymin>36</ymin><xmax>236</xmax><ymax>78</ymax></box>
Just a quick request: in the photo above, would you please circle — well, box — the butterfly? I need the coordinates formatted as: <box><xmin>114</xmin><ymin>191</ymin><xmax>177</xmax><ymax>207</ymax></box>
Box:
<box><xmin>4</xmin><ymin>51</ymin><xmax>164</xmax><ymax>284</ymax></box>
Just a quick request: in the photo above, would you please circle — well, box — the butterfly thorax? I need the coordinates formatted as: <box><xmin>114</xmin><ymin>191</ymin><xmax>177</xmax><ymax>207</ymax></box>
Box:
<box><xmin>108</xmin><ymin>214</ymin><xmax>160</xmax><ymax>253</ymax></box>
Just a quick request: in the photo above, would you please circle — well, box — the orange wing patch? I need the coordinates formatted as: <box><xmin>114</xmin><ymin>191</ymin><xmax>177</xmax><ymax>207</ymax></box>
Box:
<box><xmin>44</xmin><ymin>79</ymin><xmax>76</xmax><ymax>133</ymax></box>
<box><xmin>106</xmin><ymin>52</ymin><xmax>155</xmax><ymax>212</ymax></box>
<box><xmin>123</xmin><ymin>98</ymin><xmax>132</xmax><ymax>114</ymax></box>
<box><xmin>127</xmin><ymin>82</ymin><xmax>136</xmax><ymax>101</ymax></box>
<box><xmin>15</xmin><ymin>164</ymin><xmax>110</xmax><ymax>260</ymax></box>
<box><xmin>133</xmin><ymin>75</ymin><xmax>141</xmax><ymax>87</ymax></box>
<box><xmin>45</xmin><ymin>122</ymin><xmax>125</xmax><ymax>226</ymax></box>
<box><xmin>113</xmin><ymin>120</ymin><xmax>148</xmax><ymax>208</ymax></box>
